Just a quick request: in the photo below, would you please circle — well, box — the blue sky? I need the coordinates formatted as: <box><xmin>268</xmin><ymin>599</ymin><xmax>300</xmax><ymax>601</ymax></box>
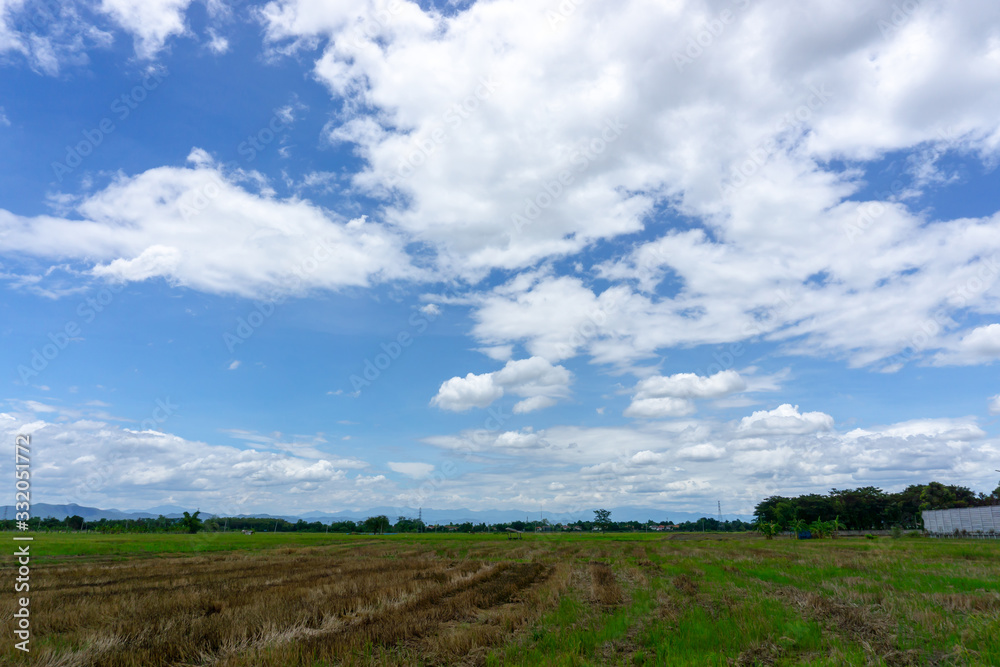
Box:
<box><xmin>1</xmin><ymin>0</ymin><xmax>999</xmax><ymax>518</ymax></box>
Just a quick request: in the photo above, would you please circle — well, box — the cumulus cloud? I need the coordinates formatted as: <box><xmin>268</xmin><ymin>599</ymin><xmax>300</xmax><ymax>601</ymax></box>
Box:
<box><xmin>429</xmin><ymin>372</ymin><xmax>502</xmax><ymax>412</ymax></box>
<box><xmin>3</xmin><ymin>0</ymin><xmax>999</xmax><ymax>376</ymax></box>
<box><xmin>431</xmin><ymin>356</ymin><xmax>572</xmax><ymax>413</ymax></box>
<box><xmin>934</xmin><ymin>324</ymin><xmax>1000</xmax><ymax>365</ymax></box>
<box><xmin>256</xmin><ymin>0</ymin><xmax>1000</xmax><ymax>369</ymax></box>
<box><xmin>625</xmin><ymin>370</ymin><xmax>747</xmax><ymax>418</ymax></box>
<box><xmin>634</xmin><ymin>371</ymin><xmax>748</xmax><ymax>400</ymax></box>
<box><xmin>0</xmin><ymin>154</ymin><xmax>417</xmax><ymax>298</ymax></box>
<box><xmin>494</xmin><ymin>430</ymin><xmax>545</xmax><ymax>450</ymax></box>
<box><xmin>738</xmin><ymin>404</ymin><xmax>834</xmax><ymax>435</ymax></box>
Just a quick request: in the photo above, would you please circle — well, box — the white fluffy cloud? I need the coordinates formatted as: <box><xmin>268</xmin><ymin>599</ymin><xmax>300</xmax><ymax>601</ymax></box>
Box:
<box><xmin>430</xmin><ymin>372</ymin><xmax>503</xmax><ymax>412</ymax></box>
<box><xmin>431</xmin><ymin>356</ymin><xmax>572</xmax><ymax>413</ymax></box>
<box><xmin>0</xmin><ymin>152</ymin><xmax>416</xmax><ymax>298</ymax></box>
<box><xmin>634</xmin><ymin>371</ymin><xmax>748</xmax><ymax>400</ymax></box>
<box><xmin>989</xmin><ymin>395</ymin><xmax>1000</xmax><ymax>415</ymax></box>
<box><xmin>738</xmin><ymin>404</ymin><xmax>834</xmax><ymax>435</ymax></box>
<box><xmin>625</xmin><ymin>370</ymin><xmax>747</xmax><ymax>418</ymax></box>
<box><xmin>934</xmin><ymin>324</ymin><xmax>1000</xmax><ymax>365</ymax></box>
<box><xmin>255</xmin><ymin>0</ymin><xmax>1000</xmax><ymax>369</ymax></box>
<box><xmin>3</xmin><ymin>0</ymin><xmax>999</xmax><ymax>374</ymax></box>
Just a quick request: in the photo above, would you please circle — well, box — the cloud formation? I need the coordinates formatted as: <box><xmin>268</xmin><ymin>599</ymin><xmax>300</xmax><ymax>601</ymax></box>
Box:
<box><xmin>625</xmin><ymin>370</ymin><xmax>748</xmax><ymax>418</ymax></box>
<box><xmin>0</xmin><ymin>152</ymin><xmax>417</xmax><ymax>298</ymax></box>
<box><xmin>431</xmin><ymin>356</ymin><xmax>572</xmax><ymax>413</ymax></box>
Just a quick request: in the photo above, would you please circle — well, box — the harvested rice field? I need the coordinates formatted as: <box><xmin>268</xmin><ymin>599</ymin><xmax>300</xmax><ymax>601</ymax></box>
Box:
<box><xmin>2</xmin><ymin>532</ymin><xmax>999</xmax><ymax>666</ymax></box>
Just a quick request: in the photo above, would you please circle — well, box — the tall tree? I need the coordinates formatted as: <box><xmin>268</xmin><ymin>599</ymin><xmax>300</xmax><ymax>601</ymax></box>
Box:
<box><xmin>180</xmin><ymin>510</ymin><xmax>203</xmax><ymax>534</ymax></box>
<box><xmin>593</xmin><ymin>509</ymin><xmax>612</xmax><ymax>529</ymax></box>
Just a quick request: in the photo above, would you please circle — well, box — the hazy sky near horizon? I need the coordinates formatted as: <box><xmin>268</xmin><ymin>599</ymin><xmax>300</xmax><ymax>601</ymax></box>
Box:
<box><xmin>1</xmin><ymin>0</ymin><xmax>999</xmax><ymax>517</ymax></box>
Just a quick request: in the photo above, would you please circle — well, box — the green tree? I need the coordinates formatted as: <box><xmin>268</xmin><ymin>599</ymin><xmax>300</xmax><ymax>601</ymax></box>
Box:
<box><xmin>593</xmin><ymin>509</ymin><xmax>612</xmax><ymax>530</ymax></box>
<box><xmin>919</xmin><ymin>482</ymin><xmax>957</xmax><ymax>511</ymax></box>
<box><xmin>65</xmin><ymin>515</ymin><xmax>85</xmax><ymax>531</ymax></box>
<box><xmin>363</xmin><ymin>515</ymin><xmax>390</xmax><ymax>534</ymax></box>
<box><xmin>180</xmin><ymin>510</ymin><xmax>203</xmax><ymax>534</ymax></box>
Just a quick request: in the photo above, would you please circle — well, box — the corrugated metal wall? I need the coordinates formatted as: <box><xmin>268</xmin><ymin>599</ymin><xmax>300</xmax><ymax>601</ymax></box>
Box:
<box><xmin>921</xmin><ymin>506</ymin><xmax>1000</xmax><ymax>534</ymax></box>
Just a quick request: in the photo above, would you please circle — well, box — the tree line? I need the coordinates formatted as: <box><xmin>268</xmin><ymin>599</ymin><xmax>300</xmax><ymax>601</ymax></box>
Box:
<box><xmin>18</xmin><ymin>482</ymin><xmax>993</xmax><ymax>536</ymax></box>
<box><xmin>2</xmin><ymin>510</ymin><xmax>756</xmax><ymax>534</ymax></box>
<box><xmin>753</xmin><ymin>481</ymin><xmax>1000</xmax><ymax>531</ymax></box>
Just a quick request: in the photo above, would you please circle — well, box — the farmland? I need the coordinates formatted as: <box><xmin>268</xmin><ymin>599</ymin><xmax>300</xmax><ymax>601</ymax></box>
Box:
<box><xmin>2</xmin><ymin>532</ymin><xmax>999</xmax><ymax>666</ymax></box>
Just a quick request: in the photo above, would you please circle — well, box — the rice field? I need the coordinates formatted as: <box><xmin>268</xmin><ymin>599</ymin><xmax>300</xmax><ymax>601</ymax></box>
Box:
<box><xmin>2</xmin><ymin>532</ymin><xmax>998</xmax><ymax>665</ymax></box>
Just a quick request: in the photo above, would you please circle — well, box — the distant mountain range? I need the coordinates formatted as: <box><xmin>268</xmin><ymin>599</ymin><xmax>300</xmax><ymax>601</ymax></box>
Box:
<box><xmin>3</xmin><ymin>502</ymin><xmax>749</xmax><ymax>524</ymax></box>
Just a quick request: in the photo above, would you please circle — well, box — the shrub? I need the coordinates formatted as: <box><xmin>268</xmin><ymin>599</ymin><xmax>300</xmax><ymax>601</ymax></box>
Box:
<box><xmin>891</xmin><ymin>525</ymin><xmax>903</xmax><ymax>539</ymax></box>
<box><xmin>865</xmin><ymin>534</ymin><xmax>876</xmax><ymax>540</ymax></box>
